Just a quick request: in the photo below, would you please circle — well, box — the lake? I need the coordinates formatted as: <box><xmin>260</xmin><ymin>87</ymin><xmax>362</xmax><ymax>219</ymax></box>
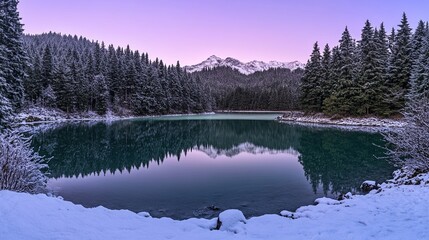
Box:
<box><xmin>31</xmin><ymin>113</ymin><xmax>395</xmax><ymax>220</ymax></box>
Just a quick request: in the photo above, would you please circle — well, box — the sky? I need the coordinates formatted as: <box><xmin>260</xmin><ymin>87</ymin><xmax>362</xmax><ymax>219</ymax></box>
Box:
<box><xmin>19</xmin><ymin>0</ymin><xmax>429</xmax><ymax>65</ymax></box>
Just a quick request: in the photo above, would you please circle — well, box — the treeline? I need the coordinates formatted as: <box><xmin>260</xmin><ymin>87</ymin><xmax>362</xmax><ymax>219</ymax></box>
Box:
<box><xmin>193</xmin><ymin>67</ymin><xmax>303</xmax><ymax>110</ymax></box>
<box><xmin>301</xmin><ymin>14</ymin><xmax>429</xmax><ymax>117</ymax></box>
<box><xmin>23</xmin><ymin>32</ymin><xmax>214</xmax><ymax>116</ymax></box>
<box><xmin>218</xmin><ymin>86</ymin><xmax>299</xmax><ymax>111</ymax></box>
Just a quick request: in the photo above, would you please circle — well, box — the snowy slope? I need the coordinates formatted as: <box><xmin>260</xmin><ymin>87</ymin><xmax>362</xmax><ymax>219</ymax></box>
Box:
<box><xmin>184</xmin><ymin>55</ymin><xmax>304</xmax><ymax>75</ymax></box>
<box><xmin>1</xmin><ymin>173</ymin><xmax>428</xmax><ymax>240</ymax></box>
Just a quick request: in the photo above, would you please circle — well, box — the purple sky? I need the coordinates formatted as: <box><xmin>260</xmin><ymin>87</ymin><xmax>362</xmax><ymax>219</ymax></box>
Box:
<box><xmin>19</xmin><ymin>0</ymin><xmax>429</xmax><ymax>65</ymax></box>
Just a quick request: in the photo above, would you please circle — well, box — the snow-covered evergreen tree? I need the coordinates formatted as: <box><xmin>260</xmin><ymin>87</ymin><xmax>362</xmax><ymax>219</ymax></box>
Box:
<box><xmin>374</xmin><ymin>23</ymin><xmax>390</xmax><ymax>115</ymax></box>
<box><xmin>0</xmin><ymin>1</ymin><xmax>48</xmax><ymax>194</ymax></box>
<box><xmin>304</xmin><ymin>15</ymin><xmax>425</xmax><ymax>117</ymax></box>
<box><xmin>0</xmin><ymin>0</ymin><xmax>26</xmax><ymax>111</ymax></box>
<box><xmin>386</xmin><ymin>13</ymin><xmax>412</xmax><ymax>115</ymax></box>
<box><xmin>409</xmin><ymin>23</ymin><xmax>429</xmax><ymax>101</ymax></box>
<box><xmin>323</xmin><ymin>27</ymin><xmax>359</xmax><ymax>115</ymax></box>
<box><xmin>356</xmin><ymin>20</ymin><xmax>386</xmax><ymax>115</ymax></box>
<box><xmin>320</xmin><ymin>44</ymin><xmax>332</xmax><ymax>104</ymax></box>
<box><xmin>300</xmin><ymin>42</ymin><xmax>322</xmax><ymax>112</ymax></box>
<box><xmin>41</xmin><ymin>85</ymin><xmax>56</xmax><ymax>108</ymax></box>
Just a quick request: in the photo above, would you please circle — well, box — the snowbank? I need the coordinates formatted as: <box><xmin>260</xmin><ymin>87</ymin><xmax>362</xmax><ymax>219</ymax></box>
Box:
<box><xmin>16</xmin><ymin>107</ymin><xmax>216</xmax><ymax>125</ymax></box>
<box><xmin>1</xmin><ymin>172</ymin><xmax>428</xmax><ymax>240</ymax></box>
<box><xmin>17</xmin><ymin>107</ymin><xmax>129</xmax><ymax>124</ymax></box>
<box><xmin>278</xmin><ymin>112</ymin><xmax>405</xmax><ymax>128</ymax></box>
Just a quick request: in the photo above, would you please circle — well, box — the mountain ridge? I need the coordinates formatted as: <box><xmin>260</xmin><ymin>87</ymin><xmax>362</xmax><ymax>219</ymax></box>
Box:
<box><xmin>184</xmin><ymin>55</ymin><xmax>305</xmax><ymax>75</ymax></box>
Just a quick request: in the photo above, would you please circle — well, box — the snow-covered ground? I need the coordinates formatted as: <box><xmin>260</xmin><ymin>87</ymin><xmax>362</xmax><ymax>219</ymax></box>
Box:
<box><xmin>1</xmin><ymin>171</ymin><xmax>428</xmax><ymax>240</ymax></box>
<box><xmin>16</xmin><ymin>107</ymin><xmax>215</xmax><ymax>126</ymax></box>
<box><xmin>16</xmin><ymin>107</ymin><xmax>131</xmax><ymax>124</ymax></box>
<box><xmin>279</xmin><ymin>112</ymin><xmax>405</xmax><ymax>128</ymax></box>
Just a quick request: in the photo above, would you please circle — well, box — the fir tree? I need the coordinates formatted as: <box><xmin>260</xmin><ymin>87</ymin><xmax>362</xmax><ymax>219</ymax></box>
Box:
<box><xmin>41</xmin><ymin>45</ymin><xmax>54</xmax><ymax>89</ymax></box>
<box><xmin>356</xmin><ymin>20</ymin><xmax>378</xmax><ymax>115</ymax></box>
<box><xmin>373</xmin><ymin>23</ymin><xmax>390</xmax><ymax>115</ymax></box>
<box><xmin>0</xmin><ymin>0</ymin><xmax>26</xmax><ymax>111</ymax></box>
<box><xmin>409</xmin><ymin>26</ymin><xmax>429</xmax><ymax>101</ymax></box>
<box><xmin>300</xmin><ymin>42</ymin><xmax>322</xmax><ymax>112</ymax></box>
<box><xmin>386</xmin><ymin>13</ymin><xmax>412</xmax><ymax>115</ymax></box>
<box><xmin>324</xmin><ymin>27</ymin><xmax>358</xmax><ymax>115</ymax></box>
<box><xmin>320</xmin><ymin>44</ymin><xmax>332</xmax><ymax>103</ymax></box>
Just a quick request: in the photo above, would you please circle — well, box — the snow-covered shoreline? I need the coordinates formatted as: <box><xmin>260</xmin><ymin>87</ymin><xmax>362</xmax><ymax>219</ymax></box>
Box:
<box><xmin>278</xmin><ymin>111</ymin><xmax>405</xmax><ymax>128</ymax></box>
<box><xmin>16</xmin><ymin>107</ymin><xmax>215</xmax><ymax>125</ymax></box>
<box><xmin>1</xmin><ymin>170</ymin><xmax>428</xmax><ymax>239</ymax></box>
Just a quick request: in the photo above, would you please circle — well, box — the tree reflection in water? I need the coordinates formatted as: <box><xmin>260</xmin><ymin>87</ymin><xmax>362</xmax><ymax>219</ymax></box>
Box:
<box><xmin>32</xmin><ymin>119</ymin><xmax>394</xmax><ymax>195</ymax></box>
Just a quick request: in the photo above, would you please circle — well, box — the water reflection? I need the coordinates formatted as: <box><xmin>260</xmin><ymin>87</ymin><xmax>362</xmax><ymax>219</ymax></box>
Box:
<box><xmin>31</xmin><ymin>117</ymin><xmax>394</xmax><ymax>219</ymax></box>
<box><xmin>32</xmin><ymin>119</ymin><xmax>393</xmax><ymax>194</ymax></box>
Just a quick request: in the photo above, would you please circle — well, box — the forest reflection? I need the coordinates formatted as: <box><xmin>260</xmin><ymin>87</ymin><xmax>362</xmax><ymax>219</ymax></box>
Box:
<box><xmin>32</xmin><ymin>119</ymin><xmax>394</xmax><ymax>194</ymax></box>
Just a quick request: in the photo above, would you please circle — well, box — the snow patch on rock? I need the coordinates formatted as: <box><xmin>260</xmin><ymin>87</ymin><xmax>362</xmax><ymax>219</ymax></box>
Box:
<box><xmin>360</xmin><ymin>180</ymin><xmax>379</xmax><ymax>192</ymax></box>
<box><xmin>216</xmin><ymin>209</ymin><xmax>247</xmax><ymax>233</ymax></box>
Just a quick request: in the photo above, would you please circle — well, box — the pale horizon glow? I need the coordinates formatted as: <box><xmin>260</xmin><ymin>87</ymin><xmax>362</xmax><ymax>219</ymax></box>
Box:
<box><xmin>19</xmin><ymin>0</ymin><xmax>429</xmax><ymax>65</ymax></box>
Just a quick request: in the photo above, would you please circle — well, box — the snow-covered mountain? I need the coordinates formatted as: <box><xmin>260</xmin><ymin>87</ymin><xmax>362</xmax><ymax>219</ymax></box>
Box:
<box><xmin>184</xmin><ymin>55</ymin><xmax>305</xmax><ymax>75</ymax></box>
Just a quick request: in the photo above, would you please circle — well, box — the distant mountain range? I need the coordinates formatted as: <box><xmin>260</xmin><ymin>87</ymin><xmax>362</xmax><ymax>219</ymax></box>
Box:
<box><xmin>184</xmin><ymin>55</ymin><xmax>305</xmax><ymax>75</ymax></box>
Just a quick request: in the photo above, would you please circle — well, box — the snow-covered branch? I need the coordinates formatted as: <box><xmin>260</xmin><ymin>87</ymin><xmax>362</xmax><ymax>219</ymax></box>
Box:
<box><xmin>383</xmin><ymin>97</ymin><xmax>429</xmax><ymax>171</ymax></box>
<box><xmin>0</xmin><ymin>130</ymin><xmax>48</xmax><ymax>193</ymax></box>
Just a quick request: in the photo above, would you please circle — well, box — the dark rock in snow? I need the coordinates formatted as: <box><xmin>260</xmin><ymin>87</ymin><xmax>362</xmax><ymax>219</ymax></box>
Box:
<box><xmin>25</xmin><ymin>115</ymin><xmax>43</xmax><ymax>122</ymax></box>
<box><xmin>360</xmin><ymin>180</ymin><xmax>379</xmax><ymax>192</ymax></box>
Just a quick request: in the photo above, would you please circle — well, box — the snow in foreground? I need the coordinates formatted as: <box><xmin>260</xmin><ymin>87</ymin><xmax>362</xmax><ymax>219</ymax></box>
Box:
<box><xmin>1</xmin><ymin>173</ymin><xmax>428</xmax><ymax>240</ymax></box>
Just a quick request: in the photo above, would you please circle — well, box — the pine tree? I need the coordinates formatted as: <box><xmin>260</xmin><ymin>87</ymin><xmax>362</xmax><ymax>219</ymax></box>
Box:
<box><xmin>300</xmin><ymin>42</ymin><xmax>322</xmax><ymax>112</ymax></box>
<box><xmin>25</xmin><ymin>52</ymin><xmax>43</xmax><ymax>104</ymax></box>
<box><xmin>93</xmin><ymin>74</ymin><xmax>108</xmax><ymax>115</ymax></box>
<box><xmin>0</xmin><ymin>0</ymin><xmax>26</xmax><ymax>111</ymax></box>
<box><xmin>386</xmin><ymin>13</ymin><xmax>412</xmax><ymax>115</ymax></box>
<box><xmin>140</xmin><ymin>67</ymin><xmax>157</xmax><ymax>114</ymax></box>
<box><xmin>356</xmin><ymin>20</ymin><xmax>378</xmax><ymax>115</ymax></box>
<box><xmin>388</xmin><ymin>28</ymin><xmax>396</xmax><ymax>52</ymax></box>
<box><xmin>0</xmin><ymin>16</ymin><xmax>13</xmax><ymax>126</ymax></box>
<box><xmin>373</xmin><ymin>23</ymin><xmax>390</xmax><ymax>115</ymax></box>
<box><xmin>324</xmin><ymin>27</ymin><xmax>358</xmax><ymax>115</ymax></box>
<box><xmin>320</xmin><ymin>44</ymin><xmax>332</xmax><ymax>103</ymax></box>
<box><xmin>409</xmin><ymin>25</ymin><xmax>429</xmax><ymax>101</ymax></box>
<box><xmin>41</xmin><ymin>45</ymin><xmax>54</xmax><ymax>88</ymax></box>
<box><xmin>169</xmin><ymin>62</ymin><xmax>184</xmax><ymax>113</ymax></box>
<box><xmin>41</xmin><ymin>85</ymin><xmax>56</xmax><ymax>108</ymax></box>
<box><xmin>411</xmin><ymin>20</ymin><xmax>427</xmax><ymax>62</ymax></box>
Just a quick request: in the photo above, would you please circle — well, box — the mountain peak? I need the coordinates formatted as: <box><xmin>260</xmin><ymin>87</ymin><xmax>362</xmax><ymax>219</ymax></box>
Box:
<box><xmin>208</xmin><ymin>55</ymin><xmax>222</xmax><ymax>60</ymax></box>
<box><xmin>184</xmin><ymin>56</ymin><xmax>304</xmax><ymax>75</ymax></box>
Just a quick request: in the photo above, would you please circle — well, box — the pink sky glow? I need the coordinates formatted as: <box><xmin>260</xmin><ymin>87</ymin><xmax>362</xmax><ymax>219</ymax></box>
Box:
<box><xmin>19</xmin><ymin>0</ymin><xmax>429</xmax><ymax>65</ymax></box>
